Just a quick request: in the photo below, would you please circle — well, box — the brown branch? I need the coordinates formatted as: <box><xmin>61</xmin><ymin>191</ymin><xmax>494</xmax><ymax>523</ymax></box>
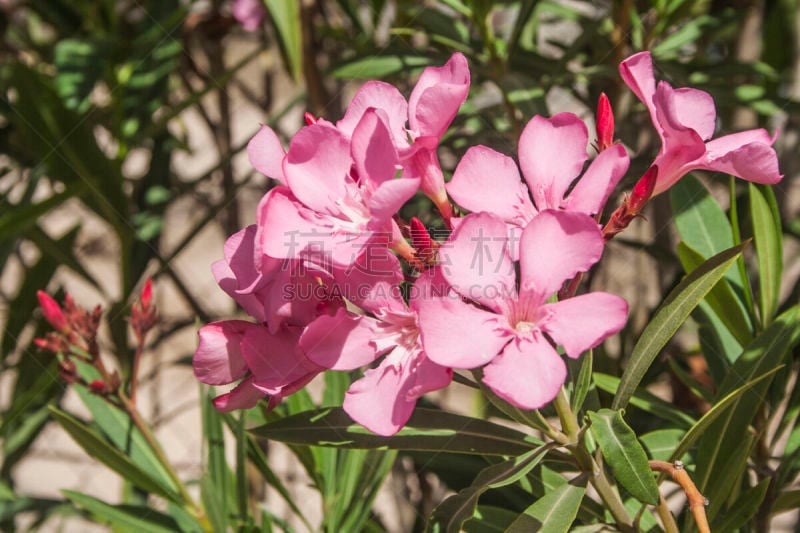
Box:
<box><xmin>649</xmin><ymin>460</ymin><xmax>711</xmax><ymax>533</ymax></box>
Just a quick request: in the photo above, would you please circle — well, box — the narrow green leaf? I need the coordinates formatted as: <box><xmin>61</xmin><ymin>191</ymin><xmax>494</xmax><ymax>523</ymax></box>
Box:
<box><xmin>594</xmin><ymin>373</ymin><xmax>696</xmax><ymax>429</ymax></box>
<box><xmin>250</xmin><ymin>407</ymin><xmax>541</xmax><ymax>456</ymax></box>
<box><xmin>201</xmin><ymin>387</ymin><xmax>230</xmax><ymax>533</ymax></box>
<box><xmin>694</xmin><ymin>306</ymin><xmax>800</xmax><ymax>516</ymax></box>
<box><xmin>571</xmin><ymin>350</ymin><xmax>593</xmax><ymax>414</ymax></box>
<box><xmin>677</xmin><ymin>240</ymin><xmax>752</xmax><ymax>345</ymax></box>
<box><xmin>612</xmin><ymin>242</ymin><xmax>746</xmax><ymax>410</ymax></box>
<box><xmin>749</xmin><ymin>183</ymin><xmax>783</xmax><ymax>326</ymax></box>
<box><xmin>331</xmin><ymin>55</ymin><xmax>432</xmax><ymax>79</ymax></box>
<box><xmin>640</xmin><ymin>429</ymin><xmax>685</xmax><ymax>462</ymax></box>
<box><xmin>772</xmin><ymin>489</ymin><xmax>800</xmax><ymax>515</ymax></box>
<box><xmin>49</xmin><ymin>407</ymin><xmax>181</xmax><ymax>504</ymax></box>
<box><xmin>507</xmin><ymin>478</ymin><xmax>586</xmax><ymax>533</ymax></box>
<box><xmin>0</xmin><ymin>181</ymin><xmax>87</xmax><ymax>243</ymax></box>
<box><xmin>63</xmin><ymin>490</ymin><xmax>184</xmax><ymax>533</ymax></box>
<box><xmin>263</xmin><ymin>0</ymin><xmax>302</xmax><ymax>81</ymax></box>
<box><xmin>668</xmin><ymin>366</ymin><xmax>782</xmax><ymax>464</ymax></box>
<box><xmin>427</xmin><ymin>444</ymin><xmax>553</xmax><ymax>533</ymax></box>
<box><xmin>711</xmin><ymin>478</ymin><xmax>769</xmax><ymax>532</ymax></box>
<box><xmin>463</xmin><ymin>505</ymin><xmax>519</xmax><ymax>533</ymax></box>
<box><xmin>588</xmin><ymin>409</ymin><xmax>659</xmax><ymax>505</ymax></box>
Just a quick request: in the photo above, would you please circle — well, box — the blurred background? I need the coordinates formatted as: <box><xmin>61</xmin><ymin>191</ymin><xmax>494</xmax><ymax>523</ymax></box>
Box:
<box><xmin>1</xmin><ymin>0</ymin><xmax>800</xmax><ymax>531</ymax></box>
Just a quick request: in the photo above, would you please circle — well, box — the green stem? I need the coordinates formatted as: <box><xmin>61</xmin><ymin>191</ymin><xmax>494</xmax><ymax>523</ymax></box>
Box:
<box><xmin>554</xmin><ymin>387</ymin><xmax>580</xmax><ymax>441</ymax></box>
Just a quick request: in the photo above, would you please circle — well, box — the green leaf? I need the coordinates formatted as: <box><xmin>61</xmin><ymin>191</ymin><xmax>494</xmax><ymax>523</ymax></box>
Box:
<box><xmin>463</xmin><ymin>505</ymin><xmax>520</xmax><ymax>533</ymax></box>
<box><xmin>694</xmin><ymin>306</ymin><xmax>800</xmax><ymax>517</ymax></box>
<box><xmin>427</xmin><ymin>444</ymin><xmax>553</xmax><ymax>533</ymax></box>
<box><xmin>54</xmin><ymin>38</ymin><xmax>108</xmax><ymax>112</ymax></box>
<box><xmin>772</xmin><ymin>489</ymin><xmax>800</xmax><ymax>515</ymax></box>
<box><xmin>749</xmin><ymin>183</ymin><xmax>783</xmax><ymax>326</ymax></box>
<box><xmin>612</xmin><ymin>242</ymin><xmax>746</xmax><ymax>410</ymax></box>
<box><xmin>63</xmin><ymin>490</ymin><xmax>185</xmax><ymax>533</ymax></box>
<box><xmin>49</xmin><ymin>407</ymin><xmax>182</xmax><ymax>504</ymax></box>
<box><xmin>594</xmin><ymin>373</ymin><xmax>695</xmax><ymax>429</ymax></box>
<box><xmin>676</xmin><ymin>241</ymin><xmax>752</xmax><ymax>345</ymax></box>
<box><xmin>0</xmin><ymin>181</ymin><xmax>87</xmax><ymax>243</ymax></box>
<box><xmin>507</xmin><ymin>478</ymin><xmax>586</xmax><ymax>532</ymax></box>
<box><xmin>263</xmin><ymin>0</ymin><xmax>302</xmax><ymax>81</ymax></box>
<box><xmin>587</xmin><ymin>409</ymin><xmax>659</xmax><ymax>505</ymax></box>
<box><xmin>668</xmin><ymin>366</ymin><xmax>783</xmax><ymax>464</ymax></box>
<box><xmin>200</xmin><ymin>387</ymin><xmax>229</xmax><ymax>533</ymax></box>
<box><xmin>331</xmin><ymin>55</ymin><xmax>432</xmax><ymax>79</ymax></box>
<box><xmin>250</xmin><ymin>407</ymin><xmax>541</xmax><ymax>456</ymax></box>
<box><xmin>711</xmin><ymin>478</ymin><xmax>769</xmax><ymax>532</ymax></box>
<box><xmin>640</xmin><ymin>429</ymin><xmax>685</xmax><ymax>462</ymax></box>
<box><xmin>571</xmin><ymin>350</ymin><xmax>593</xmax><ymax>414</ymax></box>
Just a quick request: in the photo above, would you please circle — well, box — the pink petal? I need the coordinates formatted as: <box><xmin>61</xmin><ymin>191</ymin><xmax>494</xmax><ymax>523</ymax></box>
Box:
<box><xmin>408</xmin><ymin>53</ymin><xmax>470</xmax><ymax>139</ymax></box>
<box><xmin>565</xmin><ymin>144</ymin><xmax>630</xmax><ymax>215</ymax></box>
<box><xmin>232</xmin><ymin>0</ymin><xmax>265</xmax><ymax>31</ymax></box>
<box><xmin>698</xmin><ymin>130</ymin><xmax>782</xmax><ymax>185</ymax></box>
<box><xmin>283</xmin><ymin>123</ymin><xmax>350</xmax><ymax>214</ymax></box>
<box><xmin>619</xmin><ymin>52</ymin><xmax>657</xmax><ymax>124</ymax></box>
<box><xmin>482</xmin><ymin>335</ymin><xmax>566</xmax><ymax>410</ymax></box>
<box><xmin>519</xmin><ymin>210</ymin><xmax>603</xmax><ymax>302</ymax></box>
<box><xmin>351</xmin><ymin>109</ymin><xmax>400</xmax><ymax>189</ymax></box>
<box><xmin>241</xmin><ymin>325</ymin><xmax>320</xmax><ymax>393</ymax></box>
<box><xmin>337</xmin><ymin>81</ymin><xmax>409</xmax><ymax>146</ymax></box>
<box><xmin>438</xmin><ymin>212</ymin><xmax>516</xmax><ymax>311</ymax></box>
<box><xmin>367</xmin><ymin>176</ymin><xmax>420</xmax><ymax>224</ymax></box>
<box><xmin>343</xmin><ymin>351</ymin><xmax>451</xmax><ymax>436</ymax></box>
<box><xmin>518</xmin><ymin>113</ymin><xmax>588</xmax><ymax>210</ymax></box>
<box><xmin>211</xmin><ymin>259</ymin><xmax>266</xmax><ymax>323</ymax></box>
<box><xmin>213</xmin><ymin>376</ymin><xmax>264</xmax><ymax>412</ymax></box>
<box><xmin>300</xmin><ymin>309</ymin><xmax>379</xmax><ymax>370</ymax></box>
<box><xmin>653</xmin><ymin>83</ymin><xmax>710</xmax><ymax>158</ymax></box>
<box><xmin>194</xmin><ymin>320</ymin><xmax>254</xmax><ymax>385</ymax></box>
<box><xmin>541</xmin><ymin>292</ymin><xmax>628</xmax><ymax>359</ymax></box>
<box><xmin>247</xmin><ymin>125</ymin><xmax>286</xmax><ymax>183</ymax></box>
<box><xmin>447</xmin><ymin>145</ymin><xmax>536</xmax><ymax>223</ymax></box>
<box><xmin>332</xmin><ymin>246</ymin><xmax>405</xmax><ymax>315</ymax></box>
<box><xmin>669</xmin><ymin>87</ymin><xmax>717</xmax><ymax>141</ymax></box>
<box><xmin>416</xmin><ymin>289</ymin><xmax>510</xmax><ymax>368</ymax></box>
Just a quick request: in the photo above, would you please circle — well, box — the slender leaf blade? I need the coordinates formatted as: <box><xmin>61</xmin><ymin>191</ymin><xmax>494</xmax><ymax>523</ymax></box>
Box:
<box><xmin>507</xmin><ymin>479</ymin><xmax>586</xmax><ymax>533</ymax></box>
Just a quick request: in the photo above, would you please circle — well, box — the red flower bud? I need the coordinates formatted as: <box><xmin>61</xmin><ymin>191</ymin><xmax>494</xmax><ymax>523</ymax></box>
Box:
<box><xmin>596</xmin><ymin>93</ymin><xmax>614</xmax><ymax>152</ymax></box>
<box><xmin>89</xmin><ymin>380</ymin><xmax>106</xmax><ymax>394</ymax></box>
<box><xmin>304</xmin><ymin>112</ymin><xmax>317</xmax><ymax>125</ymax></box>
<box><xmin>410</xmin><ymin>217</ymin><xmax>437</xmax><ymax>265</ymax></box>
<box><xmin>37</xmin><ymin>291</ymin><xmax>67</xmax><ymax>332</ymax></box>
<box><xmin>140</xmin><ymin>278</ymin><xmax>152</xmax><ymax>310</ymax></box>
<box><xmin>629</xmin><ymin>165</ymin><xmax>658</xmax><ymax>214</ymax></box>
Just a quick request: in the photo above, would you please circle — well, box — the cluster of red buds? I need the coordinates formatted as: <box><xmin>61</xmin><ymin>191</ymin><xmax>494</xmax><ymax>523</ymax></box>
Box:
<box><xmin>34</xmin><ymin>279</ymin><xmax>156</xmax><ymax>400</ymax></box>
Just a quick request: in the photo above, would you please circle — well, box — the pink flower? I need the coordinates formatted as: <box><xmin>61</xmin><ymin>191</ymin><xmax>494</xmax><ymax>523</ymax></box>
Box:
<box><xmin>416</xmin><ymin>211</ymin><xmax>628</xmax><ymax>409</ymax></box>
<box><xmin>619</xmin><ymin>51</ymin><xmax>782</xmax><ymax>195</ymax></box>
<box><xmin>447</xmin><ymin>112</ymin><xmax>629</xmax><ymax>257</ymax></box>
<box><xmin>248</xmin><ymin>53</ymin><xmax>470</xmax><ymax>224</ymax></box>
<box><xmin>232</xmin><ymin>0</ymin><xmax>265</xmax><ymax>32</ymax></box>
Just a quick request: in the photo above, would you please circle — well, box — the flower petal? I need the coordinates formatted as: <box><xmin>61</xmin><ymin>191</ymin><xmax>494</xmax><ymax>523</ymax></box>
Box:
<box><xmin>367</xmin><ymin>176</ymin><xmax>420</xmax><ymax>224</ymax></box>
<box><xmin>343</xmin><ymin>351</ymin><xmax>451</xmax><ymax>436</ymax></box>
<box><xmin>541</xmin><ymin>292</ymin><xmax>628</xmax><ymax>359</ymax></box>
<box><xmin>351</xmin><ymin>109</ymin><xmax>400</xmax><ymax>189</ymax></box>
<box><xmin>247</xmin><ymin>125</ymin><xmax>286</xmax><ymax>183</ymax></box>
<box><xmin>241</xmin><ymin>325</ymin><xmax>320</xmax><ymax>393</ymax></box>
<box><xmin>194</xmin><ymin>320</ymin><xmax>254</xmax><ymax>385</ymax></box>
<box><xmin>619</xmin><ymin>51</ymin><xmax>658</xmax><ymax>124</ymax></box>
<box><xmin>438</xmin><ymin>212</ymin><xmax>516</xmax><ymax>310</ymax></box>
<box><xmin>519</xmin><ymin>210</ymin><xmax>603</xmax><ymax>301</ymax></box>
<box><xmin>698</xmin><ymin>131</ymin><xmax>782</xmax><ymax>185</ymax></box>
<box><xmin>300</xmin><ymin>309</ymin><xmax>379</xmax><ymax>370</ymax></box>
<box><xmin>669</xmin><ymin>87</ymin><xmax>717</xmax><ymax>141</ymax></box>
<box><xmin>565</xmin><ymin>144</ymin><xmax>630</xmax><ymax>215</ymax></box>
<box><xmin>519</xmin><ymin>113</ymin><xmax>588</xmax><ymax>210</ymax></box>
<box><xmin>283</xmin><ymin>123</ymin><xmax>350</xmax><ymax>214</ymax></box>
<box><xmin>447</xmin><ymin>145</ymin><xmax>536</xmax><ymax>223</ymax></box>
<box><xmin>337</xmin><ymin>81</ymin><xmax>409</xmax><ymax>146</ymax></box>
<box><xmin>408</xmin><ymin>53</ymin><xmax>470</xmax><ymax>139</ymax></box>
<box><xmin>213</xmin><ymin>376</ymin><xmax>264</xmax><ymax>412</ymax></box>
<box><xmin>416</xmin><ymin>288</ymin><xmax>510</xmax><ymax>368</ymax></box>
<box><xmin>482</xmin><ymin>335</ymin><xmax>566</xmax><ymax>410</ymax></box>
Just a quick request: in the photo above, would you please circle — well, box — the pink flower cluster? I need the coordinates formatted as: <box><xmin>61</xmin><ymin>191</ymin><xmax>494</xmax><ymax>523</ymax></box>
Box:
<box><xmin>194</xmin><ymin>52</ymin><xmax>782</xmax><ymax>436</ymax></box>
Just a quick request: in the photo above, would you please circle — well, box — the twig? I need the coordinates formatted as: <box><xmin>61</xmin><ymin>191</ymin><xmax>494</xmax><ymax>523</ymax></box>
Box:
<box><xmin>649</xmin><ymin>460</ymin><xmax>711</xmax><ymax>533</ymax></box>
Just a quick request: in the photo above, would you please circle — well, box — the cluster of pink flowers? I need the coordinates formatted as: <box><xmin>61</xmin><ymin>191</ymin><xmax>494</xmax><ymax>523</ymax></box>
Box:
<box><xmin>193</xmin><ymin>51</ymin><xmax>782</xmax><ymax>436</ymax></box>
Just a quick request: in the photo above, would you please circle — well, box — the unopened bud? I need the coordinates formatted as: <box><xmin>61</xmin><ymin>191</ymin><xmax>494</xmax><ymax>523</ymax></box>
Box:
<box><xmin>628</xmin><ymin>165</ymin><xmax>658</xmax><ymax>214</ymax></box>
<box><xmin>410</xmin><ymin>217</ymin><xmax>437</xmax><ymax>265</ymax></box>
<box><xmin>37</xmin><ymin>291</ymin><xmax>67</xmax><ymax>332</ymax></box>
<box><xmin>89</xmin><ymin>380</ymin><xmax>106</xmax><ymax>395</ymax></box>
<box><xmin>304</xmin><ymin>112</ymin><xmax>317</xmax><ymax>125</ymax></box>
<box><xmin>596</xmin><ymin>93</ymin><xmax>615</xmax><ymax>152</ymax></box>
<box><xmin>140</xmin><ymin>278</ymin><xmax>152</xmax><ymax>310</ymax></box>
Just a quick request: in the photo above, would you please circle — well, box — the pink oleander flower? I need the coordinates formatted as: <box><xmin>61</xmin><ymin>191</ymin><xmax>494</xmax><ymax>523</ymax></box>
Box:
<box><xmin>231</xmin><ymin>0</ymin><xmax>265</xmax><ymax>32</ymax></box>
<box><xmin>248</xmin><ymin>53</ymin><xmax>470</xmax><ymax>227</ymax></box>
<box><xmin>620</xmin><ymin>51</ymin><xmax>783</xmax><ymax>195</ymax></box>
<box><xmin>446</xmin><ymin>112</ymin><xmax>629</xmax><ymax>258</ymax></box>
<box><xmin>416</xmin><ymin>210</ymin><xmax>628</xmax><ymax>409</ymax></box>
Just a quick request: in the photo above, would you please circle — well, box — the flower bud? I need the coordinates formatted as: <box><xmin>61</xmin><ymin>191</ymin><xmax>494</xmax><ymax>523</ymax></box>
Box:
<box><xmin>37</xmin><ymin>291</ymin><xmax>67</xmax><ymax>332</ymax></box>
<box><xmin>628</xmin><ymin>165</ymin><xmax>658</xmax><ymax>214</ymax></box>
<box><xmin>410</xmin><ymin>217</ymin><xmax>437</xmax><ymax>265</ymax></box>
<box><xmin>304</xmin><ymin>112</ymin><xmax>317</xmax><ymax>125</ymax></box>
<box><xmin>140</xmin><ymin>278</ymin><xmax>153</xmax><ymax>310</ymax></box>
<box><xmin>596</xmin><ymin>93</ymin><xmax>614</xmax><ymax>152</ymax></box>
